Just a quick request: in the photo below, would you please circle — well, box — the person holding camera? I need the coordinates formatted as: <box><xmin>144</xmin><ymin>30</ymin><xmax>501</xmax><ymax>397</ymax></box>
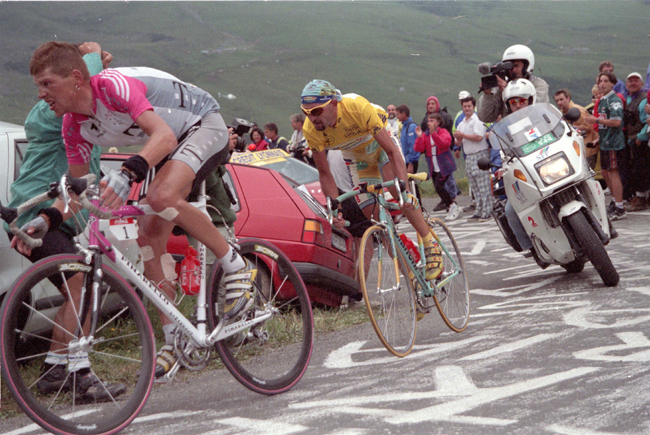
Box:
<box><xmin>287</xmin><ymin>113</ymin><xmax>315</xmax><ymax>166</ymax></box>
<box><xmin>477</xmin><ymin>44</ymin><xmax>549</xmax><ymax>123</ymax></box>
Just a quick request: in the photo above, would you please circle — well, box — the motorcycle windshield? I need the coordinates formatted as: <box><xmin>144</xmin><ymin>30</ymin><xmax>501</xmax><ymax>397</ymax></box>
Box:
<box><xmin>488</xmin><ymin>103</ymin><xmax>565</xmax><ymax>157</ymax></box>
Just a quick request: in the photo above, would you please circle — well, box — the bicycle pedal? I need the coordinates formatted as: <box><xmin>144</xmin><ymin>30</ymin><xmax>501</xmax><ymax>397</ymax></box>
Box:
<box><xmin>154</xmin><ymin>361</ymin><xmax>181</xmax><ymax>384</ymax></box>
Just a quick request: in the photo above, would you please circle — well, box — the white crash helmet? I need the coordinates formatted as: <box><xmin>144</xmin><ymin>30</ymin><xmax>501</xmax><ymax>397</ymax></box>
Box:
<box><xmin>502</xmin><ymin>44</ymin><xmax>535</xmax><ymax>76</ymax></box>
<box><xmin>503</xmin><ymin>79</ymin><xmax>536</xmax><ymax>112</ymax></box>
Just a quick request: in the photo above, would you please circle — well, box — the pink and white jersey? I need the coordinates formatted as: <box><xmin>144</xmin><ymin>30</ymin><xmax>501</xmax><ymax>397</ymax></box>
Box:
<box><xmin>62</xmin><ymin>67</ymin><xmax>220</xmax><ymax>165</ymax></box>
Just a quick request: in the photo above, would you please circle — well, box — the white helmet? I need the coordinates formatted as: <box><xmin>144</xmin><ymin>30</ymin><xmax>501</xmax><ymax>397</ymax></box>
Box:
<box><xmin>502</xmin><ymin>44</ymin><xmax>535</xmax><ymax>76</ymax></box>
<box><xmin>503</xmin><ymin>79</ymin><xmax>536</xmax><ymax>112</ymax></box>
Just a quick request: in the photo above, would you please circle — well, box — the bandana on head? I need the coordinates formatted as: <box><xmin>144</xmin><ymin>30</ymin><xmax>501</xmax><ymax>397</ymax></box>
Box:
<box><xmin>301</xmin><ymin>79</ymin><xmax>343</xmax><ymax>105</ymax></box>
<box><xmin>426</xmin><ymin>96</ymin><xmax>440</xmax><ymax>114</ymax></box>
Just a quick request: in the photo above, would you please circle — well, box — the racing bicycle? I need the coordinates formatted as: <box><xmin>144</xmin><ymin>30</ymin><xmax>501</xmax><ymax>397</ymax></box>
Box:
<box><xmin>0</xmin><ymin>174</ymin><xmax>313</xmax><ymax>435</ymax></box>
<box><xmin>327</xmin><ymin>175</ymin><xmax>469</xmax><ymax>357</ymax></box>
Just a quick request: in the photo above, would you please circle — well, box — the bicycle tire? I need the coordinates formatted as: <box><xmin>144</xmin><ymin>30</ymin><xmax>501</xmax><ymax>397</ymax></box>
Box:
<box><xmin>207</xmin><ymin>238</ymin><xmax>313</xmax><ymax>395</ymax></box>
<box><xmin>358</xmin><ymin>226</ymin><xmax>417</xmax><ymax>357</ymax></box>
<box><xmin>0</xmin><ymin>254</ymin><xmax>155</xmax><ymax>435</ymax></box>
<box><xmin>426</xmin><ymin>218</ymin><xmax>470</xmax><ymax>332</ymax></box>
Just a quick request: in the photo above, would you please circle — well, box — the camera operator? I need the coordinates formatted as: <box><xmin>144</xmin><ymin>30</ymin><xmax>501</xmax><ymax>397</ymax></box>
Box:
<box><xmin>477</xmin><ymin>44</ymin><xmax>549</xmax><ymax>123</ymax></box>
<box><xmin>287</xmin><ymin>113</ymin><xmax>316</xmax><ymax>167</ymax></box>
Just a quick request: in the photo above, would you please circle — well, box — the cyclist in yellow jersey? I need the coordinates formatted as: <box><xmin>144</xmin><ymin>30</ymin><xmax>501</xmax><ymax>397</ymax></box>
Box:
<box><xmin>301</xmin><ymin>79</ymin><xmax>442</xmax><ymax>280</ymax></box>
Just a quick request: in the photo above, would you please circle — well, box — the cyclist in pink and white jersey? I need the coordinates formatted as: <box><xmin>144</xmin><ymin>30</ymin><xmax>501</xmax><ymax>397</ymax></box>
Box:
<box><xmin>28</xmin><ymin>41</ymin><xmax>256</xmax><ymax>378</ymax></box>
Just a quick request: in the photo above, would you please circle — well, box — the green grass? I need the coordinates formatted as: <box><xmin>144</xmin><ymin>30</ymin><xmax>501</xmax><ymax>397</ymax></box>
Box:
<box><xmin>0</xmin><ymin>2</ymin><xmax>648</xmax><ymax>136</ymax></box>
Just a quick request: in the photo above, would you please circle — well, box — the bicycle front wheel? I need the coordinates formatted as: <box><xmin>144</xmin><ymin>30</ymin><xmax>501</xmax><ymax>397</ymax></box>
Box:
<box><xmin>208</xmin><ymin>238</ymin><xmax>313</xmax><ymax>395</ymax></box>
<box><xmin>0</xmin><ymin>254</ymin><xmax>155</xmax><ymax>435</ymax></box>
<box><xmin>359</xmin><ymin>226</ymin><xmax>417</xmax><ymax>357</ymax></box>
<box><xmin>427</xmin><ymin>217</ymin><xmax>470</xmax><ymax>332</ymax></box>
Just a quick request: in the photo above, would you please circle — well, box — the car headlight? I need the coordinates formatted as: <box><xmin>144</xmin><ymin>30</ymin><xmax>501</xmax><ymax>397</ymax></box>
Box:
<box><xmin>535</xmin><ymin>153</ymin><xmax>573</xmax><ymax>185</ymax></box>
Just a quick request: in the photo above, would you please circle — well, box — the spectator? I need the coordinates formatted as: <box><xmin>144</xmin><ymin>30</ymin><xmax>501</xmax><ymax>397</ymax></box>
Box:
<box><xmin>414</xmin><ymin>113</ymin><xmax>460</xmax><ymax>221</ymax></box>
<box><xmin>264</xmin><ymin>122</ymin><xmax>289</xmax><ymax>151</ymax></box>
<box><xmin>622</xmin><ymin>73</ymin><xmax>650</xmax><ymax>211</ymax></box>
<box><xmin>396</xmin><ymin>105</ymin><xmax>420</xmax><ymax>173</ymax></box>
<box><xmin>453</xmin><ymin>90</ymin><xmax>477</xmax><ymax>212</ymax></box>
<box><xmin>585</xmin><ymin>72</ymin><xmax>627</xmax><ymax>220</ymax></box>
<box><xmin>249</xmin><ymin>127</ymin><xmax>269</xmax><ymax>151</ymax></box>
<box><xmin>478</xmin><ymin>44</ymin><xmax>549</xmax><ymax>123</ymax></box>
<box><xmin>288</xmin><ymin>113</ymin><xmax>314</xmax><ymax>166</ymax></box>
<box><xmin>598</xmin><ymin>61</ymin><xmax>627</xmax><ymax>96</ymax></box>
<box><xmin>453</xmin><ymin>96</ymin><xmax>493</xmax><ymax>222</ymax></box>
<box><xmin>422</xmin><ymin>95</ymin><xmax>459</xmax><ymax>211</ymax></box>
<box><xmin>585</xmin><ymin>84</ymin><xmax>602</xmax><ymax>114</ymax></box>
<box><xmin>385</xmin><ymin>104</ymin><xmax>401</xmax><ymax>139</ymax></box>
<box><xmin>554</xmin><ymin>88</ymin><xmax>600</xmax><ymax>169</ymax></box>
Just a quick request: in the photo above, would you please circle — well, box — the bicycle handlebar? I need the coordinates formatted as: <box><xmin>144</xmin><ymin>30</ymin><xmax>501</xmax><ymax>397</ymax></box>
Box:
<box><xmin>325</xmin><ymin>178</ymin><xmax>407</xmax><ymax>224</ymax></box>
<box><xmin>2</xmin><ymin>173</ymin><xmax>99</xmax><ymax>249</ymax></box>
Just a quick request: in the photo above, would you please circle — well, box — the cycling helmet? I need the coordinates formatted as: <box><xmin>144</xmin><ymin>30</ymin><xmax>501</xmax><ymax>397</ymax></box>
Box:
<box><xmin>503</xmin><ymin>79</ymin><xmax>536</xmax><ymax>113</ymax></box>
<box><xmin>502</xmin><ymin>44</ymin><xmax>535</xmax><ymax>76</ymax></box>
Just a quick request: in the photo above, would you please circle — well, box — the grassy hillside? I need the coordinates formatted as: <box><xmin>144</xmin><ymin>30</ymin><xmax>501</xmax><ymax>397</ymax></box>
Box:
<box><xmin>1</xmin><ymin>1</ymin><xmax>648</xmax><ymax>141</ymax></box>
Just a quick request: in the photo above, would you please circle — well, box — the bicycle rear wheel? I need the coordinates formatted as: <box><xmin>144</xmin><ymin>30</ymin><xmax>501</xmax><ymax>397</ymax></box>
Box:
<box><xmin>359</xmin><ymin>226</ymin><xmax>416</xmax><ymax>357</ymax></box>
<box><xmin>208</xmin><ymin>238</ymin><xmax>313</xmax><ymax>395</ymax></box>
<box><xmin>426</xmin><ymin>218</ymin><xmax>470</xmax><ymax>332</ymax></box>
<box><xmin>0</xmin><ymin>254</ymin><xmax>155</xmax><ymax>435</ymax></box>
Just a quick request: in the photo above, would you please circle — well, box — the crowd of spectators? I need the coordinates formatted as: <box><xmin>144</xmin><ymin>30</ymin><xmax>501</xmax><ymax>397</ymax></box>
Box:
<box><xmin>237</xmin><ymin>46</ymin><xmax>649</xmax><ymax>225</ymax></box>
<box><xmin>381</xmin><ymin>47</ymin><xmax>649</xmax><ymax>224</ymax></box>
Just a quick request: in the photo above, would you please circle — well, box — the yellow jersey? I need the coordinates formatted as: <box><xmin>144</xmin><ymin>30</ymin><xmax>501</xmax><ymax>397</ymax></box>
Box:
<box><xmin>303</xmin><ymin>93</ymin><xmax>388</xmax><ymax>156</ymax></box>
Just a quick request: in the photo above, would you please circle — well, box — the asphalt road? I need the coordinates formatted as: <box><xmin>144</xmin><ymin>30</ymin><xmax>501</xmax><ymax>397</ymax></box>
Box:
<box><xmin>3</xmin><ymin>197</ymin><xmax>650</xmax><ymax>435</ymax></box>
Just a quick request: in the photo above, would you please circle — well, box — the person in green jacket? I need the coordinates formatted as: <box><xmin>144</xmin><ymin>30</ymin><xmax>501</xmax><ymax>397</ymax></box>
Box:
<box><xmin>6</xmin><ymin>42</ymin><xmax>125</xmax><ymax>401</ymax></box>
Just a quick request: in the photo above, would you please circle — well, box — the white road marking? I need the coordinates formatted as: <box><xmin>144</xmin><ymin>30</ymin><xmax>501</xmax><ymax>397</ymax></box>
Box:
<box><xmin>291</xmin><ymin>365</ymin><xmax>477</xmax><ymax>410</ymax></box>
<box><xmin>464</xmin><ymin>239</ymin><xmax>487</xmax><ymax>256</ymax></box>
<box><xmin>134</xmin><ymin>410</ymin><xmax>203</xmax><ymax>423</ymax></box>
<box><xmin>546</xmin><ymin>424</ymin><xmax>622</xmax><ymax>435</ymax></box>
<box><xmin>564</xmin><ymin>307</ymin><xmax>650</xmax><ymax>329</ymax></box>
<box><xmin>1</xmin><ymin>410</ymin><xmax>96</xmax><ymax>435</ymax></box>
<box><xmin>471</xmin><ymin>277</ymin><xmax>567</xmax><ymax>297</ymax></box>
<box><xmin>385</xmin><ymin>367</ymin><xmax>599</xmax><ymax>425</ymax></box>
<box><xmin>460</xmin><ymin>333</ymin><xmax>561</xmax><ymax>361</ymax></box>
<box><xmin>208</xmin><ymin>417</ymin><xmax>308</xmax><ymax>435</ymax></box>
<box><xmin>574</xmin><ymin>331</ymin><xmax>650</xmax><ymax>362</ymax></box>
<box><xmin>324</xmin><ymin>336</ymin><xmax>484</xmax><ymax>369</ymax></box>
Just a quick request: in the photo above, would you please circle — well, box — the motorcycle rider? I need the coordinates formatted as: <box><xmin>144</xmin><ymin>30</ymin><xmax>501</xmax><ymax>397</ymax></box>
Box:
<box><xmin>478</xmin><ymin>44</ymin><xmax>549</xmax><ymax>123</ymax></box>
<box><xmin>496</xmin><ymin>79</ymin><xmax>549</xmax><ymax>268</ymax></box>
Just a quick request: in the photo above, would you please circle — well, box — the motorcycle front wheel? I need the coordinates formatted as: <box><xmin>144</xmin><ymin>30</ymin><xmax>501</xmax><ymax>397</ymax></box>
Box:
<box><xmin>566</xmin><ymin>212</ymin><xmax>619</xmax><ymax>286</ymax></box>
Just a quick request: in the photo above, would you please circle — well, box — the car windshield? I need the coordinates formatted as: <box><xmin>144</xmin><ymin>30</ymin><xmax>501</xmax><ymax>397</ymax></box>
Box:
<box><xmin>488</xmin><ymin>103</ymin><xmax>565</xmax><ymax>156</ymax></box>
<box><xmin>256</xmin><ymin>157</ymin><xmax>319</xmax><ymax>185</ymax></box>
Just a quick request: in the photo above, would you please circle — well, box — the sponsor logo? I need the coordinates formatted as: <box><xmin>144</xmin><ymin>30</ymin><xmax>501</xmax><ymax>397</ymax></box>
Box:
<box><xmin>59</xmin><ymin>263</ymin><xmax>92</xmax><ymax>273</ymax></box>
<box><xmin>511</xmin><ymin>181</ymin><xmax>527</xmax><ymax>204</ymax></box>
<box><xmin>528</xmin><ymin>216</ymin><xmax>538</xmax><ymax>228</ymax></box>
<box><xmin>254</xmin><ymin>244</ymin><xmax>279</xmax><ymax>260</ymax></box>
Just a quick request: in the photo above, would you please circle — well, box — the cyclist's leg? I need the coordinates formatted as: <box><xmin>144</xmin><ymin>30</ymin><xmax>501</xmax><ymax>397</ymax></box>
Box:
<box><xmin>379</xmin><ymin>150</ymin><xmax>443</xmax><ymax>280</ymax></box>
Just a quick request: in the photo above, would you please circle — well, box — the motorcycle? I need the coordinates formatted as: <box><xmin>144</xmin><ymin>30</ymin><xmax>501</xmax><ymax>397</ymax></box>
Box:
<box><xmin>478</xmin><ymin>102</ymin><xmax>619</xmax><ymax>287</ymax></box>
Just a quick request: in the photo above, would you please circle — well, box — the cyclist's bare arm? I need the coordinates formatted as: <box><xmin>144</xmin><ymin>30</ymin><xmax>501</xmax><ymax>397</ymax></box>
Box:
<box><xmin>374</xmin><ymin>128</ymin><xmax>410</xmax><ymax>192</ymax></box>
<box><xmin>100</xmin><ymin>110</ymin><xmax>177</xmax><ymax>209</ymax></box>
<box><xmin>312</xmin><ymin>149</ymin><xmax>346</xmax><ymax>229</ymax></box>
<box><xmin>313</xmin><ymin>149</ymin><xmax>340</xmax><ymax>200</ymax></box>
<box><xmin>10</xmin><ymin>162</ymin><xmax>90</xmax><ymax>254</ymax></box>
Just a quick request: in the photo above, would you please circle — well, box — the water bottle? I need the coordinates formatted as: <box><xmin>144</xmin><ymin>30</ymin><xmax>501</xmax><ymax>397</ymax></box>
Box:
<box><xmin>399</xmin><ymin>233</ymin><xmax>420</xmax><ymax>262</ymax></box>
<box><xmin>180</xmin><ymin>247</ymin><xmax>201</xmax><ymax>295</ymax></box>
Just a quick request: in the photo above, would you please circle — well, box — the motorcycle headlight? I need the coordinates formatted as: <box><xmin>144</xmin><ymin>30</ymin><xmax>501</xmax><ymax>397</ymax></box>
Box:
<box><xmin>534</xmin><ymin>153</ymin><xmax>574</xmax><ymax>186</ymax></box>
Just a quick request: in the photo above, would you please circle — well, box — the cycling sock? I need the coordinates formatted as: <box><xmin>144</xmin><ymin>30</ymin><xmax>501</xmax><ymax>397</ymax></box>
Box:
<box><xmin>68</xmin><ymin>352</ymin><xmax>90</xmax><ymax>373</ymax></box>
<box><xmin>422</xmin><ymin>232</ymin><xmax>434</xmax><ymax>247</ymax></box>
<box><xmin>219</xmin><ymin>246</ymin><xmax>246</xmax><ymax>274</ymax></box>
<box><xmin>44</xmin><ymin>351</ymin><xmax>67</xmax><ymax>366</ymax></box>
<box><xmin>163</xmin><ymin>323</ymin><xmax>176</xmax><ymax>345</ymax></box>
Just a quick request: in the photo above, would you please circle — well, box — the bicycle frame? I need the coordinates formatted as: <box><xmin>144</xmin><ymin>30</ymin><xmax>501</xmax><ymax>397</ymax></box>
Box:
<box><xmin>80</xmin><ymin>182</ymin><xmax>272</xmax><ymax>350</ymax></box>
<box><xmin>331</xmin><ymin>179</ymin><xmax>462</xmax><ymax>298</ymax></box>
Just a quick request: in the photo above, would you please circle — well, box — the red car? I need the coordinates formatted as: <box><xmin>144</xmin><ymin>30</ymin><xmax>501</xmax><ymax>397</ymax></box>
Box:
<box><xmin>101</xmin><ymin>152</ymin><xmax>360</xmax><ymax>308</ymax></box>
